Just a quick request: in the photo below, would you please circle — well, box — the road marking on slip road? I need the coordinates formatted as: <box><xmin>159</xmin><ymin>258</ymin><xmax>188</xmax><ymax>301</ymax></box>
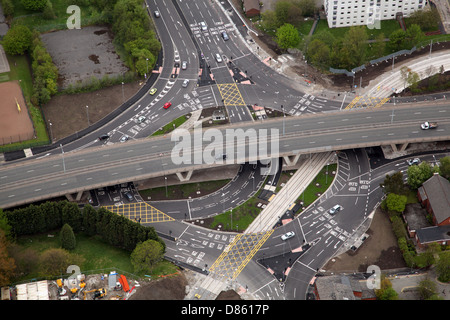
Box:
<box><xmin>103</xmin><ymin>202</ymin><xmax>174</xmax><ymax>223</ymax></box>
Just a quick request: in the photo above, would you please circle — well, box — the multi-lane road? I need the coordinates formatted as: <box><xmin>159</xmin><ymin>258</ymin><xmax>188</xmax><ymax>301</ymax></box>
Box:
<box><xmin>1</xmin><ymin>0</ymin><xmax>449</xmax><ymax>300</ymax></box>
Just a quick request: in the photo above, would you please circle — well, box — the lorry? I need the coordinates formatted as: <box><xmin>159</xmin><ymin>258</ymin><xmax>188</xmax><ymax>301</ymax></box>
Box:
<box><xmin>420</xmin><ymin>121</ymin><xmax>438</xmax><ymax>130</ymax></box>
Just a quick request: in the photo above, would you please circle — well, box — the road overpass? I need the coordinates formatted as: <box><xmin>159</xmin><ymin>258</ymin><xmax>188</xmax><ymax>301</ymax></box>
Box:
<box><xmin>0</xmin><ymin>103</ymin><xmax>448</xmax><ymax>209</ymax></box>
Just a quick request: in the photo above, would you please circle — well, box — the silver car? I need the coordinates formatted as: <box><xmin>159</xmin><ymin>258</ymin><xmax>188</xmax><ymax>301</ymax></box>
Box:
<box><xmin>281</xmin><ymin>231</ymin><xmax>295</xmax><ymax>241</ymax></box>
<box><xmin>182</xmin><ymin>79</ymin><xmax>189</xmax><ymax>88</ymax></box>
<box><xmin>200</xmin><ymin>21</ymin><xmax>207</xmax><ymax>31</ymax></box>
<box><xmin>215</xmin><ymin>53</ymin><xmax>222</xmax><ymax>63</ymax></box>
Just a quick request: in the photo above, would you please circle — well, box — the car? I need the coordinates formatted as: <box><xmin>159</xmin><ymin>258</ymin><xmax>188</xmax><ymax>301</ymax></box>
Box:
<box><xmin>182</xmin><ymin>79</ymin><xmax>189</xmax><ymax>88</ymax></box>
<box><xmin>281</xmin><ymin>231</ymin><xmax>295</xmax><ymax>241</ymax></box>
<box><xmin>215</xmin><ymin>53</ymin><xmax>223</xmax><ymax>63</ymax></box>
<box><xmin>181</xmin><ymin>61</ymin><xmax>187</xmax><ymax>70</ymax></box>
<box><xmin>98</xmin><ymin>134</ymin><xmax>109</xmax><ymax>141</ymax></box>
<box><xmin>120</xmin><ymin>135</ymin><xmax>129</xmax><ymax>143</ymax></box>
<box><xmin>163</xmin><ymin>102</ymin><xmax>172</xmax><ymax>109</ymax></box>
<box><xmin>149</xmin><ymin>88</ymin><xmax>157</xmax><ymax>95</ymax></box>
<box><xmin>420</xmin><ymin>121</ymin><xmax>438</xmax><ymax>130</ymax></box>
<box><xmin>138</xmin><ymin>116</ymin><xmax>146</xmax><ymax>123</ymax></box>
<box><xmin>124</xmin><ymin>192</ymin><xmax>133</xmax><ymax>202</ymax></box>
<box><xmin>221</xmin><ymin>31</ymin><xmax>229</xmax><ymax>41</ymax></box>
<box><xmin>407</xmin><ymin>158</ymin><xmax>420</xmax><ymax>166</ymax></box>
<box><xmin>154</xmin><ymin>11</ymin><xmax>160</xmax><ymax>18</ymax></box>
<box><xmin>200</xmin><ymin>21</ymin><xmax>207</xmax><ymax>31</ymax></box>
<box><xmin>329</xmin><ymin>204</ymin><xmax>341</xmax><ymax>215</ymax></box>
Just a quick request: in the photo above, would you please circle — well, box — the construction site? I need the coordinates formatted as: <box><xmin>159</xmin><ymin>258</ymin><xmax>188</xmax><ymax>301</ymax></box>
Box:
<box><xmin>3</xmin><ymin>271</ymin><xmax>141</xmax><ymax>301</ymax></box>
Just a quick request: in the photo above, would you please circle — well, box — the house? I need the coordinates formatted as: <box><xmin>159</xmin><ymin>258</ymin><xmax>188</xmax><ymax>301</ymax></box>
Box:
<box><xmin>313</xmin><ymin>275</ymin><xmax>376</xmax><ymax>300</ymax></box>
<box><xmin>415</xmin><ymin>173</ymin><xmax>450</xmax><ymax>248</ymax></box>
<box><xmin>417</xmin><ymin>173</ymin><xmax>450</xmax><ymax>226</ymax></box>
<box><xmin>242</xmin><ymin>0</ymin><xmax>260</xmax><ymax>18</ymax></box>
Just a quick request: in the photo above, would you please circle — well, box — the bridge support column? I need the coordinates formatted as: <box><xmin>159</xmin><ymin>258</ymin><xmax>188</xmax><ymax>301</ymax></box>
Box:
<box><xmin>283</xmin><ymin>154</ymin><xmax>301</xmax><ymax>167</ymax></box>
<box><xmin>176</xmin><ymin>170</ymin><xmax>194</xmax><ymax>182</ymax></box>
<box><xmin>390</xmin><ymin>143</ymin><xmax>409</xmax><ymax>152</ymax></box>
<box><xmin>65</xmin><ymin>191</ymin><xmax>84</xmax><ymax>202</ymax></box>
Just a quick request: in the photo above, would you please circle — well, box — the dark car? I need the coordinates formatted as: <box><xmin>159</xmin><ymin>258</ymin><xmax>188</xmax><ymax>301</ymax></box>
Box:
<box><xmin>124</xmin><ymin>192</ymin><xmax>133</xmax><ymax>202</ymax></box>
<box><xmin>98</xmin><ymin>134</ymin><xmax>109</xmax><ymax>141</ymax></box>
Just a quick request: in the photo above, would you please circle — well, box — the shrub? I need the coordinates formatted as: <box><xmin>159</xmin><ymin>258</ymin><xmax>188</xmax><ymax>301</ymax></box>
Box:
<box><xmin>60</xmin><ymin>224</ymin><xmax>76</xmax><ymax>251</ymax></box>
<box><xmin>2</xmin><ymin>25</ymin><xmax>32</xmax><ymax>56</ymax></box>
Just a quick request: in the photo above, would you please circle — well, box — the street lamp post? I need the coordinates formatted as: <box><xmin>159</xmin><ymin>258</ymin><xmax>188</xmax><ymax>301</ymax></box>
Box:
<box><xmin>60</xmin><ymin>144</ymin><xmax>66</xmax><ymax>173</ymax></box>
<box><xmin>86</xmin><ymin>105</ymin><xmax>90</xmax><ymax>126</ymax></box>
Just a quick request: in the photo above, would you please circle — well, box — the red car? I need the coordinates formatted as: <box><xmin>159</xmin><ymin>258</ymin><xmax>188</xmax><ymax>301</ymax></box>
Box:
<box><xmin>163</xmin><ymin>102</ymin><xmax>172</xmax><ymax>109</ymax></box>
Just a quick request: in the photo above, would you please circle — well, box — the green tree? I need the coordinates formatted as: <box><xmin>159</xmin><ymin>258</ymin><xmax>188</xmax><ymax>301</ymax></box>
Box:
<box><xmin>60</xmin><ymin>223</ymin><xmax>76</xmax><ymax>251</ymax></box>
<box><xmin>21</xmin><ymin>0</ymin><xmax>47</xmax><ymax>11</ymax></box>
<box><xmin>276</xmin><ymin>23</ymin><xmax>300</xmax><ymax>51</ymax></box>
<box><xmin>386</xmin><ymin>193</ymin><xmax>407</xmax><ymax>214</ymax></box>
<box><xmin>371</xmin><ymin>33</ymin><xmax>386</xmax><ymax>58</ymax></box>
<box><xmin>435</xmin><ymin>251</ymin><xmax>450</xmax><ymax>283</ymax></box>
<box><xmin>2</xmin><ymin>25</ymin><xmax>32</xmax><ymax>55</ymax></box>
<box><xmin>375</xmin><ymin>277</ymin><xmax>398</xmax><ymax>300</ymax></box>
<box><xmin>388</xmin><ymin>29</ymin><xmax>406</xmax><ymax>51</ymax></box>
<box><xmin>274</xmin><ymin>1</ymin><xmax>291</xmax><ymax>26</ymax></box>
<box><xmin>418</xmin><ymin>279</ymin><xmax>439</xmax><ymax>300</ymax></box>
<box><xmin>61</xmin><ymin>202</ymin><xmax>83</xmax><ymax>232</ymax></box>
<box><xmin>130</xmin><ymin>239</ymin><xmax>165</xmax><ymax>274</ymax></box>
<box><xmin>342</xmin><ymin>26</ymin><xmax>368</xmax><ymax>67</ymax></box>
<box><xmin>39</xmin><ymin>248</ymin><xmax>71</xmax><ymax>277</ymax></box>
<box><xmin>439</xmin><ymin>156</ymin><xmax>450</xmax><ymax>179</ymax></box>
<box><xmin>0</xmin><ymin>230</ymin><xmax>16</xmax><ymax>287</ymax></box>
<box><xmin>382</xmin><ymin>172</ymin><xmax>407</xmax><ymax>195</ymax></box>
<box><xmin>407</xmin><ymin>161</ymin><xmax>433</xmax><ymax>189</ymax></box>
<box><xmin>404</xmin><ymin>24</ymin><xmax>425</xmax><ymax>49</ymax></box>
<box><xmin>307</xmin><ymin>39</ymin><xmax>330</xmax><ymax>69</ymax></box>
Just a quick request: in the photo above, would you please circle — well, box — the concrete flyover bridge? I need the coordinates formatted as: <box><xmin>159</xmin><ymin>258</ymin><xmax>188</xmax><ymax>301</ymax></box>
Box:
<box><xmin>0</xmin><ymin>102</ymin><xmax>449</xmax><ymax>209</ymax></box>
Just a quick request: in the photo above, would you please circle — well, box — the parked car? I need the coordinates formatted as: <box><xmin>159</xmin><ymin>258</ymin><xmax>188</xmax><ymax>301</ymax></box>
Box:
<box><xmin>281</xmin><ymin>231</ymin><xmax>295</xmax><ymax>241</ymax></box>
<box><xmin>124</xmin><ymin>192</ymin><xmax>133</xmax><ymax>202</ymax></box>
<box><xmin>163</xmin><ymin>102</ymin><xmax>172</xmax><ymax>109</ymax></box>
<box><xmin>407</xmin><ymin>158</ymin><xmax>420</xmax><ymax>166</ymax></box>
<box><xmin>329</xmin><ymin>204</ymin><xmax>341</xmax><ymax>215</ymax></box>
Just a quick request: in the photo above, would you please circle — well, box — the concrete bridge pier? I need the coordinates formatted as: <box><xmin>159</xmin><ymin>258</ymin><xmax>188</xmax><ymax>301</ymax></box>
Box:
<box><xmin>283</xmin><ymin>154</ymin><xmax>302</xmax><ymax>167</ymax></box>
<box><xmin>390</xmin><ymin>143</ymin><xmax>409</xmax><ymax>152</ymax></box>
<box><xmin>65</xmin><ymin>191</ymin><xmax>85</xmax><ymax>202</ymax></box>
<box><xmin>176</xmin><ymin>170</ymin><xmax>194</xmax><ymax>182</ymax></box>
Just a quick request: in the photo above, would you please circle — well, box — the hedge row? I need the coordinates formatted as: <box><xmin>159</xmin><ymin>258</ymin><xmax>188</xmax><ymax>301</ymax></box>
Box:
<box><xmin>5</xmin><ymin>201</ymin><xmax>165</xmax><ymax>252</ymax></box>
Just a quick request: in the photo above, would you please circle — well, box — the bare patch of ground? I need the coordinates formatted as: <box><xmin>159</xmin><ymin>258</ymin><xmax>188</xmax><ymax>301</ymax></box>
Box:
<box><xmin>323</xmin><ymin>207</ymin><xmax>406</xmax><ymax>273</ymax></box>
<box><xmin>41</xmin><ymin>26</ymin><xmax>128</xmax><ymax>89</ymax></box>
<box><xmin>42</xmin><ymin>81</ymin><xmax>143</xmax><ymax>141</ymax></box>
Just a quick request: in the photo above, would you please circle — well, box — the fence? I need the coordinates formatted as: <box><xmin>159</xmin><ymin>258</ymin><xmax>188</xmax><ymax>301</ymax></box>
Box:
<box><xmin>330</xmin><ymin>35</ymin><xmax>450</xmax><ymax>76</ymax></box>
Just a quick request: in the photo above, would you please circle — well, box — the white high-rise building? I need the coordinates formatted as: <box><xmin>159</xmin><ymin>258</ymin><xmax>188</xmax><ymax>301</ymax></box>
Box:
<box><xmin>324</xmin><ymin>0</ymin><xmax>429</xmax><ymax>28</ymax></box>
